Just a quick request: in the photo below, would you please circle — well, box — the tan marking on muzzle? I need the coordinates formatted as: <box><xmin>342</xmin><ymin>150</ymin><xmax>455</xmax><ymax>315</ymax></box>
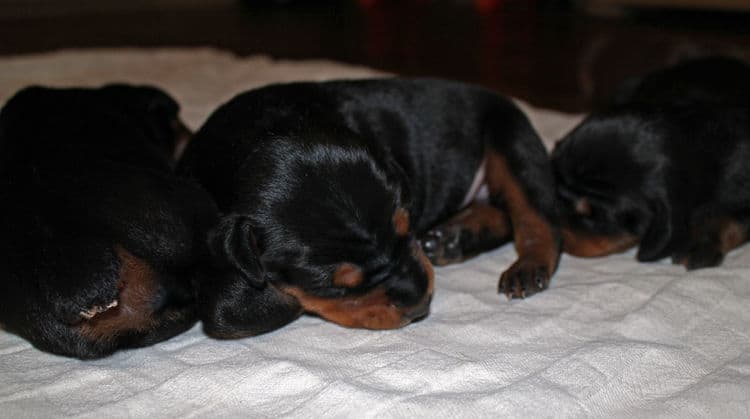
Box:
<box><xmin>281</xmin><ymin>285</ymin><xmax>407</xmax><ymax>330</ymax></box>
<box><xmin>77</xmin><ymin>246</ymin><xmax>160</xmax><ymax>341</ymax></box>
<box><xmin>281</xmin><ymin>245</ymin><xmax>434</xmax><ymax>330</ymax></box>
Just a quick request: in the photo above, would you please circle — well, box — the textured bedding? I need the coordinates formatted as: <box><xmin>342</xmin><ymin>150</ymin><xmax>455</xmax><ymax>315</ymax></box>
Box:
<box><xmin>0</xmin><ymin>49</ymin><xmax>749</xmax><ymax>418</ymax></box>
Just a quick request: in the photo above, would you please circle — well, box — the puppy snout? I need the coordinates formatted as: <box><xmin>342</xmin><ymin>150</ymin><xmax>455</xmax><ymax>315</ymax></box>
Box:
<box><xmin>404</xmin><ymin>294</ymin><xmax>432</xmax><ymax>324</ymax></box>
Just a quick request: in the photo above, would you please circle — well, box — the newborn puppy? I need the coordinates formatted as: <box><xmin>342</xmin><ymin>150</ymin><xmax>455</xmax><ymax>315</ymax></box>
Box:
<box><xmin>179</xmin><ymin>78</ymin><xmax>560</xmax><ymax>339</ymax></box>
<box><xmin>0</xmin><ymin>85</ymin><xmax>219</xmax><ymax>358</ymax></box>
<box><xmin>552</xmin><ymin>56</ymin><xmax>750</xmax><ymax>268</ymax></box>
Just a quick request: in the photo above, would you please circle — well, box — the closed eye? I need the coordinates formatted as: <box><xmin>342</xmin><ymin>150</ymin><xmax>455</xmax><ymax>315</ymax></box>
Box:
<box><xmin>558</xmin><ymin>177</ymin><xmax>616</xmax><ymax>204</ymax></box>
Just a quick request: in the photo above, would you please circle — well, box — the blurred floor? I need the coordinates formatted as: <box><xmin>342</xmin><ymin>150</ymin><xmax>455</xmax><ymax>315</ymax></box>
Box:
<box><xmin>1</xmin><ymin>0</ymin><xmax>750</xmax><ymax>112</ymax></box>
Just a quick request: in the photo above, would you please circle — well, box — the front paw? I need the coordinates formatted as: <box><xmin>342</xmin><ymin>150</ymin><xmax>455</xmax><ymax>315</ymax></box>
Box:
<box><xmin>418</xmin><ymin>224</ymin><xmax>464</xmax><ymax>266</ymax></box>
<box><xmin>498</xmin><ymin>260</ymin><xmax>550</xmax><ymax>299</ymax></box>
<box><xmin>671</xmin><ymin>240</ymin><xmax>724</xmax><ymax>270</ymax></box>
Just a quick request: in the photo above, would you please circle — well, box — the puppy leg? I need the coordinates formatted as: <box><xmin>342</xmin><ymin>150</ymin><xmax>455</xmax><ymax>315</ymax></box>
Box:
<box><xmin>561</xmin><ymin>228</ymin><xmax>639</xmax><ymax>257</ymax></box>
<box><xmin>486</xmin><ymin>151</ymin><xmax>560</xmax><ymax>298</ymax></box>
<box><xmin>480</xmin><ymin>102</ymin><xmax>562</xmax><ymax>299</ymax></box>
<box><xmin>672</xmin><ymin>208</ymin><xmax>749</xmax><ymax>270</ymax></box>
<box><xmin>419</xmin><ymin>202</ymin><xmax>512</xmax><ymax>266</ymax></box>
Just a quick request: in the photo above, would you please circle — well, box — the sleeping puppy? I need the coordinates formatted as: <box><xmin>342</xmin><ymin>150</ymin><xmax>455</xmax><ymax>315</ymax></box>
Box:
<box><xmin>0</xmin><ymin>85</ymin><xmax>219</xmax><ymax>358</ymax></box>
<box><xmin>552</xmin><ymin>56</ymin><xmax>750</xmax><ymax>269</ymax></box>
<box><xmin>178</xmin><ymin>78</ymin><xmax>561</xmax><ymax>338</ymax></box>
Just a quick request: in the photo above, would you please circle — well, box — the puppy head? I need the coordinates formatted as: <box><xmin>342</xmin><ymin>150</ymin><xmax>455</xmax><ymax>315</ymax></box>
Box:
<box><xmin>1</xmin><ymin>241</ymin><xmax>196</xmax><ymax>359</ymax></box>
<box><xmin>0</xmin><ymin>85</ymin><xmax>201</xmax><ymax>358</ymax></box>
<box><xmin>246</xmin><ymin>140</ymin><xmax>434</xmax><ymax>330</ymax></box>
<box><xmin>276</xmin><ymin>232</ymin><xmax>434</xmax><ymax>330</ymax></box>
<box><xmin>552</xmin><ymin>111</ymin><xmax>664</xmax><ymax>257</ymax></box>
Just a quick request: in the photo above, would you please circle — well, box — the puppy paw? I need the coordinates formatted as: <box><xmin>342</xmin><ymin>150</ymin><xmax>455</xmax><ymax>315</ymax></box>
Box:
<box><xmin>672</xmin><ymin>241</ymin><xmax>724</xmax><ymax>270</ymax></box>
<box><xmin>418</xmin><ymin>224</ymin><xmax>464</xmax><ymax>266</ymax></box>
<box><xmin>498</xmin><ymin>260</ymin><xmax>549</xmax><ymax>299</ymax></box>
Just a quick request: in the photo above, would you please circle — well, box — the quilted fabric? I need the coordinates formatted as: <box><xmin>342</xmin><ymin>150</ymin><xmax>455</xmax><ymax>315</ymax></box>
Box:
<box><xmin>0</xmin><ymin>49</ymin><xmax>748</xmax><ymax>418</ymax></box>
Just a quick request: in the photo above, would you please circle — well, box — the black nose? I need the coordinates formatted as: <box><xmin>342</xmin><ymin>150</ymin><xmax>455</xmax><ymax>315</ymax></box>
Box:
<box><xmin>405</xmin><ymin>294</ymin><xmax>432</xmax><ymax>323</ymax></box>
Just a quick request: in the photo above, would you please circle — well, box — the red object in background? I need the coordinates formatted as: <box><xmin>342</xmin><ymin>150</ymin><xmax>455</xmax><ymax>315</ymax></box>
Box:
<box><xmin>475</xmin><ymin>0</ymin><xmax>503</xmax><ymax>14</ymax></box>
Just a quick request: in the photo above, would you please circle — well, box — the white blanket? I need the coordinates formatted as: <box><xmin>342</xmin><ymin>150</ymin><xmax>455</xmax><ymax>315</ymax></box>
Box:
<box><xmin>1</xmin><ymin>49</ymin><xmax>748</xmax><ymax>418</ymax></box>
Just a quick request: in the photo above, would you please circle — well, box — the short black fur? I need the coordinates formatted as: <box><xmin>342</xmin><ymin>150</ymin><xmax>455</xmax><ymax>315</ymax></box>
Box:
<box><xmin>0</xmin><ymin>85</ymin><xmax>218</xmax><ymax>358</ymax></box>
<box><xmin>179</xmin><ymin>78</ymin><xmax>561</xmax><ymax>336</ymax></box>
<box><xmin>553</xmin><ymin>56</ymin><xmax>750</xmax><ymax>267</ymax></box>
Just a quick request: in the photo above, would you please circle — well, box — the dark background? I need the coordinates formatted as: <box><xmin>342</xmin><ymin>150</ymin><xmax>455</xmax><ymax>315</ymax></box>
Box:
<box><xmin>1</xmin><ymin>0</ymin><xmax>750</xmax><ymax>112</ymax></box>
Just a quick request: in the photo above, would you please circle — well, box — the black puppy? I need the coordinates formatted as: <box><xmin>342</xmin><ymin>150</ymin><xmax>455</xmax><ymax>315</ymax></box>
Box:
<box><xmin>179</xmin><ymin>78</ymin><xmax>560</xmax><ymax>338</ymax></box>
<box><xmin>552</xmin><ymin>57</ymin><xmax>750</xmax><ymax>268</ymax></box>
<box><xmin>0</xmin><ymin>85</ymin><xmax>219</xmax><ymax>358</ymax></box>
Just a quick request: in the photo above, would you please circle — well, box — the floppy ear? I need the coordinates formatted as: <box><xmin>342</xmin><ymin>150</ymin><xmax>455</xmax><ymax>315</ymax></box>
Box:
<box><xmin>636</xmin><ymin>198</ymin><xmax>684</xmax><ymax>262</ymax></box>
<box><xmin>208</xmin><ymin>214</ymin><xmax>265</xmax><ymax>288</ymax></box>
<box><xmin>138</xmin><ymin>86</ymin><xmax>192</xmax><ymax>155</ymax></box>
<box><xmin>200</xmin><ymin>214</ymin><xmax>302</xmax><ymax>338</ymax></box>
<box><xmin>382</xmin><ymin>155</ymin><xmax>412</xmax><ymax>207</ymax></box>
<box><xmin>144</xmin><ymin>88</ymin><xmax>180</xmax><ymax>117</ymax></box>
<box><xmin>198</xmin><ymin>273</ymin><xmax>303</xmax><ymax>339</ymax></box>
<box><xmin>100</xmin><ymin>84</ymin><xmax>190</xmax><ymax>155</ymax></box>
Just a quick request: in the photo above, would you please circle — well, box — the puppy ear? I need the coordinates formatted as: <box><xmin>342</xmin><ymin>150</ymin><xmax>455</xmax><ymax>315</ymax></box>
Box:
<box><xmin>207</xmin><ymin>214</ymin><xmax>265</xmax><ymax>288</ymax></box>
<box><xmin>636</xmin><ymin>198</ymin><xmax>682</xmax><ymax>262</ymax></box>
<box><xmin>382</xmin><ymin>156</ymin><xmax>412</xmax><ymax>207</ymax></box>
<box><xmin>144</xmin><ymin>88</ymin><xmax>180</xmax><ymax>117</ymax></box>
<box><xmin>198</xmin><ymin>272</ymin><xmax>302</xmax><ymax>339</ymax></box>
<box><xmin>201</xmin><ymin>214</ymin><xmax>302</xmax><ymax>338</ymax></box>
<box><xmin>100</xmin><ymin>84</ymin><xmax>189</xmax><ymax>155</ymax></box>
<box><xmin>135</xmin><ymin>86</ymin><xmax>191</xmax><ymax>156</ymax></box>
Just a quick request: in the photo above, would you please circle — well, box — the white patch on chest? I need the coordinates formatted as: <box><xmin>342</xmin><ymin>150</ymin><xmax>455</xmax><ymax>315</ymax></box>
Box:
<box><xmin>460</xmin><ymin>157</ymin><xmax>488</xmax><ymax>208</ymax></box>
